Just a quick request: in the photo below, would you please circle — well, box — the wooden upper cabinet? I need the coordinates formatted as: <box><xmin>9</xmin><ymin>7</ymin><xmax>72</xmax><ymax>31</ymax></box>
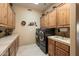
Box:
<box><xmin>40</xmin><ymin>10</ymin><xmax>56</xmax><ymax>28</ymax></box>
<box><xmin>48</xmin><ymin>10</ymin><xmax>56</xmax><ymax>28</ymax></box>
<box><xmin>0</xmin><ymin>3</ymin><xmax>15</xmax><ymax>28</ymax></box>
<box><xmin>0</xmin><ymin>4</ymin><xmax>2</xmax><ymax>24</ymax></box>
<box><xmin>40</xmin><ymin>15</ymin><xmax>49</xmax><ymax>28</ymax></box>
<box><xmin>40</xmin><ymin>17</ymin><xmax>42</xmax><ymax>28</ymax></box>
<box><xmin>7</xmin><ymin>4</ymin><xmax>13</xmax><ymax>28</ymax></box>
<box><xmin>42</xmin><ymin>16</ymin><xmax>46</xmax><ymax>27</ymax></box>
<box><xmin>57</xmin><ymin>4</ymin><xmax>65</xmax><ymax>27</ymax></box>
<box><xmin>0</xmin><ymin>4</ymin><xmax>8</xmax><ymax>26</ymax></box>
<box><xmin>2</xmin><ymin>4</ymin><xmax>8</xmax><ymax>25</ymax></box>
<box><xmin>12</xmin><ymin>12</ymin><xmax>15</xmax><ymax>28</ymax></box>
<box><xmin>57</xmin><ymin>4</ymin><xmax>70</xmax><ymax>27</ymax></box>
<box><xmin>40</xmin><ymin>4</ymin><xmax>71</xmax><ymax>28</ymax></box>
<box><xmin>40</xmin><ymin>16</ymin><xmax>44</xmax><ymax>28</ymax></box>
<box><xmin>44</xmin><ymin>15</ymin><xmax>49</xmax><ymax>28</ymax></box>
<box><xmin>61</xmin><ymin>4</ymin><xmax>70</xmax><ymax>27</ymax></box>
<box><xmin>64</xmin><ymin>4</ymin><xmax>70</xmax><ymax>27</ymax></box>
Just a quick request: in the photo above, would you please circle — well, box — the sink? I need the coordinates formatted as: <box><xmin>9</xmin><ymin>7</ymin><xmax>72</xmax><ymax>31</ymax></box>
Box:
<box><xmin>49</xmin><ymin>36</ymin><xmax>70</xmax><ymax>41</ymax></box>
<box><xmin>53</xmin><ymin>36</ymin><xmax>63</xmax><ymax>39</ymax></box>
<box><xmin>49</xmin><ymin>36</ymin><xmax>68</xmax><ymax>40</ymax></box>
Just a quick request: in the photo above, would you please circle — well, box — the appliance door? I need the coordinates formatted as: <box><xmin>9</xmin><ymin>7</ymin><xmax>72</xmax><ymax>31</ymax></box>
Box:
<box><xmin>39</xmin><ymin>31</ymin><xmax>46</xmax><ymax>46</ymax></box>
<box><xmin>36</xmin><ymin>28</ymin><xmax>40</xmax><ymax>46</ymax></box>
<box><xmin>40</xmin><ymin>44</ymin><xmax>47</xmax><ymax>54</ymax></box>
<box><xmin>36</xmin><ymin>33</ymin><xmax>40</xmax><ymax>46</ymax></box>
<box><xmin>36</xmin><ymin>34</ymin><xmax>39</xmax><ymax>42</ymax></box>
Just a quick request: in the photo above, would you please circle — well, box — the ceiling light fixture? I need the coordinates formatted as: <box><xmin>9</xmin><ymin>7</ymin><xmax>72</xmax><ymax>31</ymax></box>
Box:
<box><xmin>34</xmin><ymin>3</ymin><xmax>39</xmax><ymax>4</ymax></box>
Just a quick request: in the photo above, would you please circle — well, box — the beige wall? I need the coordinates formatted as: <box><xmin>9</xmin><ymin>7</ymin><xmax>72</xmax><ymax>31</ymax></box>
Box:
<box><xmin>13</xmin><ymin>5</ymin><xmax>41</xmax><ymax>46</ymax></box>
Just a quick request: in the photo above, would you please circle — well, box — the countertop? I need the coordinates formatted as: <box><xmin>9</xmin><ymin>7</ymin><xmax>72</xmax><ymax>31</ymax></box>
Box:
<box><xmin>0</xmin><ymin>34</ymin><xmax>19</xmax><ymax>56</ymax></box>
<box><xmin>48</xmin><ymin>36</ymin><xmax>70</xmax><ymax>46</ymax></box>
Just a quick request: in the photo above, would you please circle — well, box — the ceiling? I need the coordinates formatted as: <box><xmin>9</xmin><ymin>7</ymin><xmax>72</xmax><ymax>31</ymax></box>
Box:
<box><xmin>13</xmin><ymin>3</ymin><xmax>54</xmax><ymax>12</ymax></box>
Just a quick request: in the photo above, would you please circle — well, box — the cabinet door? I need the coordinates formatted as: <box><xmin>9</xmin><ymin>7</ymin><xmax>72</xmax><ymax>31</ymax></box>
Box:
<box><xmin>57</xmin><ymin>4</ymin><xmax>70</xmax><ymax>27</ymax></box>
<box><xmin>48</xmin><ymin>39</ymin><xmax>55</xmax><ymax>56</ymax></box>
<box><xmin>57</xmin><ymin>4</ymin><xmax>64</xmax><ymax>27</ymax></box>
<box><xmin>12</xmin><ymin>12</ymin><xmax>15</xmax><ymax>28</ymax></box>
<box><xmin>7</xmin><ymin>4</ymin><xmax>13</xmax><ymax>28</ymax></box>
<box><xmin>40</xmin><ymin>15</ymin><xmax>49</xmax><ymax>28</ymax></box>
<box><xmin>16</xmin><ymin>37</ymin><xmax>19</xmax><ymax>52</ymax></box>
<box><xmin>64</xmin><ymin>4</ymin><xmax>70</xmax><ymax>27</ymax></box>
<box><xmin>60</xmin><ymin>4</ymin><xmax>70</xmax><ymax>27</ymax></box>
<box><xmin>48</xmin><ymin>10</ymin><xmax>56</xmax><ymax>28</ymax></box>
<box><xmin>3</xmin><ymin>49</ymin><xmax>9</xmax><ymax>56</ymax></box>
<box><xmin>42</xmin><ymin>16</ymin><xmax>46</xmax><ymax>28</ymax></box>
<box><xmin>56</xmin><ymin>41</ymin><xmax>70</xmax><ymax>52</ymax></box>
<box><xmin>55</xmin><ymin>47</ymin><xmax>69</xmax><ymax>56</ymax></box>
<box><xmin>1</xmin><ymin>4</ymin><xmax>8</xmax><ymax>25</ymax></box>
<box><xmin>0</xmin><ymin>4</ymin><xmax>2</xmax><ymax>24</ymax></box>
<box><xmin>43</xmin><ymin>16</ymin><xmax>46</xmax><ymax>27</ymax></box>
<box><xmin>44</xmin><ymin>15</ymin><xmax>49</xmax><ymax>28</ymax></box>
<box><xmin>40</xmin><ymin>17</ymin><xmax>44</xmax><ymax>28</ymax></box>
<box><xmin>40</xmin><ymin>18</ymin><xmax>42</xmax><ymax>28</ymax></box>
<box><xmin>9</xmin><ymin>41</ymin><xmax>16</xmax><ymax>56</ymax></box>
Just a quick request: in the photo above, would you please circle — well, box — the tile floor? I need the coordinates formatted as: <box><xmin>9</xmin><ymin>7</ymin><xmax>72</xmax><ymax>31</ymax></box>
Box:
<box><xmin>16</xmin><ymin>44</ymin><xmax>48</xmax><ymax>56</ymax></box>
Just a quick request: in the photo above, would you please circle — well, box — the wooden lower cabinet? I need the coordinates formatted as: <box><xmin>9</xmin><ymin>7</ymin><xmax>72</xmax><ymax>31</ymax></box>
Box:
<box><xmin>48</xmin><ymin>39</ymin><xmax>55</xmax><ymax>56</ymax></box>
<box><xmin>16</xmin><ymin>36</ymin><xmax>19</xmax><ymax>52</ymax></box>
<box><xmin>48</xmin><ymin>39</ymin><xmax>70</xmax><ymax>56</ymax></box>
<box><xmin>2</xmin><ymin>37</ymin><xmax>19</xmax><ymax>56</ymax></box>
<box><xmin>9</xmin><ymin>40</ymin><xmax>16</xmax><ymax>56</ymax></box>
<box><xmin>56</xmin><ymin>41</ymin><xmax>70</xmax><ymax>52</ymax></box>
<box><xmin>55</xmin><ymin>47</ymin><xmax>69</xmax><ymax>56</ymax></box>
<box><xmin>3</xmin><ymin>49</ymin><xmax>9</xmax><ymax>56</ymax></box>
<box><xmin>9</xmin><ymin>38</ymin><xmax>19</xmax><ymax>56</ymax></box>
